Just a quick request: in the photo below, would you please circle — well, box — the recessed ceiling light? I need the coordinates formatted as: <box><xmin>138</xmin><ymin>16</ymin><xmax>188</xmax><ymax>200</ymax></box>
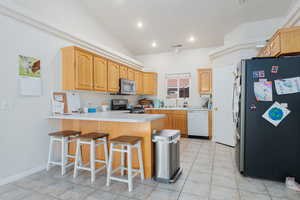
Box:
<box><xmin>188</xmin><ymin>36</ymin><xmax>195</xmax><ymax>43</ymax></box>
<box><xmin>137</xmin><ymin>21</ymin><xmax>143</xmax><ymax>29</ymax></box>
<box><xmin>152</xmin><ymin>41</ymin><xmax>157</xmax><ymax>48</ymax></box>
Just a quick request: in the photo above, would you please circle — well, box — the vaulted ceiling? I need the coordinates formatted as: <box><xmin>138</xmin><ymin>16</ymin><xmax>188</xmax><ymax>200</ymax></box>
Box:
<box><xmin>82</xmin><ymin>0</ymin><xmax>294</xmax><ymax>55</ymax></box>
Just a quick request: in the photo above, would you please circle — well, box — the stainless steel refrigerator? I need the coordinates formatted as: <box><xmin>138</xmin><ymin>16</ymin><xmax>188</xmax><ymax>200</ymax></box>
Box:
<box><xmin>234</xmin><ymin>56</ymin><xmax>300</xmax><ymax>182</ymax></box>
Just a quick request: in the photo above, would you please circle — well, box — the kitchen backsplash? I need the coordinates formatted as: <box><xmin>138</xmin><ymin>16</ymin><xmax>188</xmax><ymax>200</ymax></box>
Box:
<box><xmin>76</xmin><ymin>91</ymin><xmax>140</xmax><ymax>109</ymax></box>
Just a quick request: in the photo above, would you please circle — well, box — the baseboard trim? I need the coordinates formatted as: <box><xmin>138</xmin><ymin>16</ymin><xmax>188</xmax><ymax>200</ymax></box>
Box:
<box><xmin>0</xmin><ymin>165</ymin><xmax>45</xmax><ymax>186</ymax></box>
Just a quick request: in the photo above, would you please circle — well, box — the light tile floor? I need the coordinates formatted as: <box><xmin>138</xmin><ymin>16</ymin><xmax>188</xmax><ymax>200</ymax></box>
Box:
<box><xmin>1</xmin><ymin>138</ymin><xmax>300</xmax><ymax>200</ymax></box>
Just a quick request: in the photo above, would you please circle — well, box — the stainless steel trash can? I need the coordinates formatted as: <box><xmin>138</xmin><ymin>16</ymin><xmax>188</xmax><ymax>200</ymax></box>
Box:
<box><xmin>152</xmin><ymin>129</ymin><xmax>182</xmax><ymax>183</ymax></box>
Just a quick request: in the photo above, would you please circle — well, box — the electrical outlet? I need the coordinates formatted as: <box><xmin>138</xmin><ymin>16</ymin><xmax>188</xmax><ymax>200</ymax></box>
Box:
<box><xmin>0</xmin><ymin>100</ymin><xmax>9</xmax><ymax>111</ymax></box>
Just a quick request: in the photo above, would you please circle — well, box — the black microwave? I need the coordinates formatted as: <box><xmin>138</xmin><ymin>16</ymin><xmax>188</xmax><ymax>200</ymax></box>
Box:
<box><xmin>120</xmin><ymin>79</ymin><xmax>136</xmax><ymax>95</ymax></box>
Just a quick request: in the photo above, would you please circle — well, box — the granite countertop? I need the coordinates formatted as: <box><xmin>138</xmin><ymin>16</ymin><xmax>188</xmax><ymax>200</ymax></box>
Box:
<box><xmin>48</xmin><ymin>111</ymin><xmax>166</xmax><ymax>123</ymax></box>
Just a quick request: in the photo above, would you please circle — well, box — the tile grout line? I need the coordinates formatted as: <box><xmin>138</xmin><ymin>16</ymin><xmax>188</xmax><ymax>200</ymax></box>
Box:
<box><xmin>208</xmin><ymin>142</ymin><xmax>216</xmax><ymax>200</ymax></box>
<box><xmin>176</xmin><ymin>141</ymin><xmax>203</xmax><ymax>200</ymax></box>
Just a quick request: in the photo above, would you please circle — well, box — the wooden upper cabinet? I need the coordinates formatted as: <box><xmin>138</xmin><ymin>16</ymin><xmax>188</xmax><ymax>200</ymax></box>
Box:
<box><xmin>119</xmin><ymin>65</ymin><xmax>128</xmax><ymax>79</ymax></box>
<box><xmin>143</xmin><ymin>72</ymin><xmax>158</xmax><ymax>95</ymax></box>
<box><xmin>75</xmin><ymin>49</ymin><xmax>94</xmax><ymax>90</ymax></box>
<box><xmin>107</xmin><ymin>61</ymin><xmax>120</xmax><ymax>93</ymax></box>
<box><xmin>198</xmin><ymin>68</ymin><xmax>212</xmax><ymax>94</ymax></box>
<box><xmin>94</xmin><ymin>56</ymin><xmax>107</xmax><ymax>92</ymax></box>
<box><xmin>258</xmin><ymin>26</ymin><xmax>300</xmax><ymax>57</ymax></box>
<box><xmin>280</xmin><ymin>27</ymin><xmax>300</xmax><ymax>54</ymax></box>
<box><xmin>128</xmin><ymin>68</ymin><xmax>135</xmax><ymax>81</ymax></box>
<box><xmin>135</xmin><ymin>70</ymin><xmax>143</xmax><ymax>95</ymax></box>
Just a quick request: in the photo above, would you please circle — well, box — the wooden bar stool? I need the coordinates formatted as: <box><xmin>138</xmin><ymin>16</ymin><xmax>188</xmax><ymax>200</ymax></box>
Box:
<box><xmin>106</xmin><ymin>136</ymin><xmax>145</xmax><ymax>192</ymax></box>
<box><xmin>47</xmin><ymin>130</ymin><xmax>81</xmax><ymax>176</ymax></box>
<box><xmin>73</xmin><ymin>132</ymin><xmax>109</xmax><ymax>183</ymax></box>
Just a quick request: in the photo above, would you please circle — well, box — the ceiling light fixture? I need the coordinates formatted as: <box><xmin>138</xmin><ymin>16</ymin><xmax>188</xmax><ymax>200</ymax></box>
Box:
<box><xmin>152</xmin><ymin>41</ymin><xmax>157</xmax><ymax>48</ymax></box>
<box><xmin>137</xmin><ymin>21</ymin><xmax>143</xmax><ymax>29</ymax></box>
<box><xmin>188</xmin><ymin>36</ymin><xmax>195</xmax><ymax>43</ymax></box>
<box><xmin>172</xmin><ymin>44</ymin><xmax>183</xmax><ymax>54</ymax></box>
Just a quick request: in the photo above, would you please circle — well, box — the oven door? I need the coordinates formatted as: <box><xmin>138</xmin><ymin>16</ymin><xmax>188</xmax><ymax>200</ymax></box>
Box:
<box><xmin>120</xmin><ymin>79</ymin><xmax>136</xmax><ymax>95</ymax></box>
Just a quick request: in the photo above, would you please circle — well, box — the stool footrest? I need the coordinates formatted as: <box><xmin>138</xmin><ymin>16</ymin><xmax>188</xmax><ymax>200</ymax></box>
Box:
<box><xmin>109</xmin><ymin>172</ymin><xmax>139</xmax><ymax>183</ymax></box>
<box><xmin>77</xmin><ymin>164</ymin><xmax>106</xmax><ymax>173</ymax></box>
<box><xmin>49</xmin><ymin>161</ymin><xmax>74</xmax><ymax>167</ymax></box>
<box><xmin>111</xmin><ymin>148</ymin><xmax>128</xmax><ymax>153</ymax></box>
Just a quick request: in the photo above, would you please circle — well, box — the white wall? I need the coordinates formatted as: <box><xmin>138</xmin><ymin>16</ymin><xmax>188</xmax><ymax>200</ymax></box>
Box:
<box><xmin>137</xmin><ymin>47</ymin><xmax>217</xmax><ymax>107</ymax></box>
<box><xmin>224</xmin><ymin>17</ymin><xmax>284</xmax><ymax>46</ymax></box>
<box><xmin>0</xmin><ymin>10</ymin><xmax>137</xmax><ymax>184</ymax></box>
<box><xmin>0</xmin><ymin>0</ymin><xmax>133</xmax><ymax>57</ymax></box>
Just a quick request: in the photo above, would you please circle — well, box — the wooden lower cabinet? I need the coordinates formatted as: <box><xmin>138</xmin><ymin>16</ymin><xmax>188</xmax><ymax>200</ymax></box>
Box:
<box><xmin>62</xmin><ymin>119</ymin><xmax>164</xmax><ymax>178</ymax></box>
<box><xmin>146</xmin><ymin>110</ymin><xmax>187</xmax><ymax>137</ymax></box>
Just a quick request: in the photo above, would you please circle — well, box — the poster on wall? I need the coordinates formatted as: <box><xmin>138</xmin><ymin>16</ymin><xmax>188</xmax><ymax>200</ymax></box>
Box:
<box><xmin>18</xmin><ymin>55</ymin><xmax>42</xmax><ymax>96</ymax></box>
<box><xmin>262</xmin><ymin>102</ymin><xmax>290</xmax><ymax>127</ymax></box>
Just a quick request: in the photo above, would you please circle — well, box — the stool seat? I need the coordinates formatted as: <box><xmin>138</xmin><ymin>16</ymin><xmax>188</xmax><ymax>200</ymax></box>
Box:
<box><xmin>48</xmin><ymin>130</ymin><xmax>81</xmax><ymax>137</ymax></box>
<box><xmin>77</xmin><ymin>132</ymin><xmax>108</xmax><ymax>140</ymax></box>
<box><xmin>110</xmin><ymin>136</ymin><xmax>142</xmax><ymax>145</ymax></box>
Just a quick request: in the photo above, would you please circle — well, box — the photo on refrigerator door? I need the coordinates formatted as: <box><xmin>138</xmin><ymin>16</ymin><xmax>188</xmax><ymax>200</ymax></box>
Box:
<box><xmin>254</xmin><ymin>81</ymin><xmax>273</xmax><ymax>101</ymax></box>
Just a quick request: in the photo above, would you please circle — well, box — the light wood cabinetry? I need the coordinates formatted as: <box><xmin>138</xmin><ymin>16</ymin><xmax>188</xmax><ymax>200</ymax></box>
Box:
<box><xmin>258</xmin><ymin>26</ymin><xmax>300</xmax><ymax>57</ymax></box>
<box><xmin>93</xmin><ymin>56</ymin><xmax>107</xmax><ymax>92</ymax></box>
<box><xmin>146</xmin><ymin>110</ymin><xmax>187</xmax><ymax>137</ymax></box>
<box><xmin>198</xmin><ymin>68</ymin><xmax>212</xmax><ymax>94</ymax></box>
<box><xmin>135</xmin><ymin>70</ymin><xmax>143</xmax><ymax>95</ymax></box>
<box><xmin>61</xmin><ymin>46</ymin><xmax>156</xmax><ymax>95</ymax></box>
<box><xmin>107</xmin><ymin>61</ymin><xmax>120</xmax><ymax>93</ymax></box>
<box><xmin>61</xmin><ymin>46</ymin><xmax>94</xmax><ymax>90</ymax></box>
<box><xmin>75</xmin><ymin>50</ymin><xmax>94</xmax><ymax>90</ymax></box>
<box><xmin>119</xmin><ymin>65</ymin><xmax>128</xmax><ymax>79</ymax></box>
<box><xmin>128</xmin><ymin>68</ymin><xmax>135</xmax><ymax>81</ymax></box>
<box><xmin>143</xmin><ymin>72</ymin><xmax>158</xmax><ymax>95</ymax></box>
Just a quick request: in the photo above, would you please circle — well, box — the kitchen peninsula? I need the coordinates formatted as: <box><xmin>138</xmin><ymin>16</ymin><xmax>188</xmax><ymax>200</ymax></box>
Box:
<box><xmin>49</xmin><ymin>112</ymin><xmax>166</xmax><ymax>178</ymax></box>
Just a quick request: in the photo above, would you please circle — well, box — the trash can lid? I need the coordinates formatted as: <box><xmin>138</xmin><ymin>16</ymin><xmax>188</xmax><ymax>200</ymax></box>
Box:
<box><xmin>152</xmin><ymin>129</ymin><xmax>181</xmax><ymax>142</ymax></box>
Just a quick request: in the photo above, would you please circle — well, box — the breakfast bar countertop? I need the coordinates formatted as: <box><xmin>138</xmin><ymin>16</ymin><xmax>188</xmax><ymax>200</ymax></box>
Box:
<box><xmin>48</xmin><ymin>111</ymin><xmax>166</xmax><ymax>123</ymax></box>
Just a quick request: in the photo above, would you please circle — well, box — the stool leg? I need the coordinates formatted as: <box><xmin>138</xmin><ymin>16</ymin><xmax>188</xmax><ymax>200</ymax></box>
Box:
<box><xmin>90</xmin><ymin>140</ymin><xmax>96</xmax><ymax>183</ymax></box>
<box><xmin>106</xmin><ymin>143</ymin><xmax>114</xmax><ymax>186</ymax></box>
<box><xmin>61</xmin><ymin>137</ymin><xmax>67</xmax><ymax>176</ymax></box>
<box><xmin>103</xmin><ymin>137</ymin><xmax>109</xmax><ymax>170</ymax></box>
<box><xmin>120</xmin><ymin>145</ymin><xmax>125</xmax><ymax>176</ymax></box>
<box><xmin>47</xmin><ymin>136</ymin><xmax>53</xmax><ymax>171</ymax></box>
<box><xmin>127</xmin><ymin>145</ymin><xmax>133</xmax><ymax>192</ymax></box>
<box><xmin>73</xmin><ymin>139</ymin><xmax>80</xmax><ymax>178</ymax></box>
<box><xmin>137</xmin><ymin>141</ymin><xmax>145</xmax><ymax>181</ymax></box>
<box><xmin>78</xmin><ymin>142</ymin><xmax>83</xmax><ymax>167</ymax></box>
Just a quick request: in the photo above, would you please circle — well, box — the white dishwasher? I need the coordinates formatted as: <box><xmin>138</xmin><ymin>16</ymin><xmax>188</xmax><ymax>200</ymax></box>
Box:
<box><xmin>188</xmin><ymin>109</ymin><xmax>209</xmax><ymax>137</ymax></box>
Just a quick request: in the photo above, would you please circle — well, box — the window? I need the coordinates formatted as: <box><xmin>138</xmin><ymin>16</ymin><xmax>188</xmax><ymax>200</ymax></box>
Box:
<box><xmin>166</xmin><ymin>73</ymin><xmax>191</xmax><ymax>99</ymax></box>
